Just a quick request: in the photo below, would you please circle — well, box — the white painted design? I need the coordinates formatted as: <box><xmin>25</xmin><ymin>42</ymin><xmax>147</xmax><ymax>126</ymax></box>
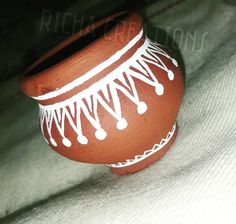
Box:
<box><xmin>107</xmin><ymin>123</ymin><xmax>177</xmax><ymax>168</ymax></box>
<box><xmin>38</xmin><ymin>36</ymin><xmax>178</xmax><ymax>147</ymax></box>
<box><xmin>32</xmin><ymin>29</ymin><xmax>144</xmax><ymax>101</ymax></box>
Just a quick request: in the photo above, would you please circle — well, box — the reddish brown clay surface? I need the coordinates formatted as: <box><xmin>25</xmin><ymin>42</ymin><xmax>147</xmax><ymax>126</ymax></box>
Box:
<box><xmin>19</xmin><ymin>11</ymin><xmax>184</xmax><ymax>175</ymax></box>
<box><xmin>111</xmin><ymin>126</ymin><xmax>178</xmax><ymax>175</ymax></box>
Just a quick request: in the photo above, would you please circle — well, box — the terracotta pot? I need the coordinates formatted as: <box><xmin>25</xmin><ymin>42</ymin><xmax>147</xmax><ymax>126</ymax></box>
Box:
<box><xmin>19</xmin><ymin>11</ymin><xmax>184</xmax><ymax>175</ymax></box>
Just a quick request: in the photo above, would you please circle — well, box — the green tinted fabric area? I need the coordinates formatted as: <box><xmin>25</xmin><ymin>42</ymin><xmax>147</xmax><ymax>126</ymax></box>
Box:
<box><xmin>0</xmin><ymin>0</ymin><xmax>236</xmax><ymax>223</ymax></box>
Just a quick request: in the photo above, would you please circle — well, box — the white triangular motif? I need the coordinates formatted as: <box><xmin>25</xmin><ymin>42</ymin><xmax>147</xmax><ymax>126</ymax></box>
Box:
<box><xmin>160</xmin><ymin>139</ymin><xmax>165</xmax><ymax>145</ymax></box>
<box><xmin>116</xmin><ymin>73</ymin><xmax>131</xmax><ymax>90</ymax></box>
<box><xmin>146</xmin><ymin>49</ymin><xmax>166</xmax><ymax>64</ymax></box>
<box><xmin>101</xmin><ymin>84</ymin><xmax>110</xmax><ymax>102</ymax></box>
<box><xmin>129</xmin><ymin>66</ymin><xmax>154</xmax><ymax>85</ymax></box>
<box><xmin>143</xmin><ymin>57</ymin><xmax>168</xmax><ymax>73</ymax></box>
<box><xmin>109</xmin><ymin>82</ymin><xmax>122</xmax><ymax>118</ymax></box>
<box><xmin>85</xmin><ymin>95</ymin><xmax>93</xmax><ymax>112</ymax></box>
<box><xmin>68</xmin><ymin>103</ymin><xmax>75</xmax><ymax>117</ymax></box>
<box><xmin>56</xmin><ymin>108</ymin><xmax>61</xmax><ymax>122</ymax></box>
<box><xmin>46</xmin><ymin>110</ymin><xmax>53</xmax><ymax>128</ymax></box>
<box><xmin>39</xmin><ymin>37</ymin><xmax>177</xmax><ymax>147</ymax></box>
<box><xmin>131</xmin><ymin>61</ymin><xmax>149</xmax><ymax>77</ymax></box>
<box><xmin>144</xmin><ymin>50</ymin><xmax>159</xmax><ymax>63</ymax></box>
<box><xmin>96</xmin><ymin>93</ymin><xmax>118</xmax><ymax>119</ymax></box>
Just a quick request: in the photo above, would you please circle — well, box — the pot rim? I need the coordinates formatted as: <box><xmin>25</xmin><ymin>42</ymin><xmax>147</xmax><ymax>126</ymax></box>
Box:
<box><xmin>19</xmin><ymin>10</ymin><xmax>143</xmax><ymax>98</ymax></box>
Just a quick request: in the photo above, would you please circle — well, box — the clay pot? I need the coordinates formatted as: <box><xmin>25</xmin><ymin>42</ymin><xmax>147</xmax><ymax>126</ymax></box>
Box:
<box><xmin>19</xmin><ymin>11</ymin><xmax>184</xmax><ymax>175</ymax></box>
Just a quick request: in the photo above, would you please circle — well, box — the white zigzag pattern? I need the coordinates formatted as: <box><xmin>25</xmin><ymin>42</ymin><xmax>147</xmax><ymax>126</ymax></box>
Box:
<box><xmin>107</xmin><ymin>123</ymin><xmax>177</xmax><ymax>168</ymax></box>
<box><xmin>39</xmin><ymin>37</ymin><xmax>178</xmax><ymax>147</ymax></box>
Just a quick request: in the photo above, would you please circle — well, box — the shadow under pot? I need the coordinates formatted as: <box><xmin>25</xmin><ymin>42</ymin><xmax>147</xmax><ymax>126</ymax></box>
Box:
<box><xmin>19</xmin><ymin>11</ymin><xmax>184</xmax><ymax>175</ymax></box>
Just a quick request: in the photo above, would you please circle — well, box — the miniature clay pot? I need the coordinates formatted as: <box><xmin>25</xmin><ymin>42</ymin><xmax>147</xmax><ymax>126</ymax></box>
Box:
<box><xmin>19</xmin><ymin>11</ymin><xmax>184</xmax><ymax>175</ymax></box>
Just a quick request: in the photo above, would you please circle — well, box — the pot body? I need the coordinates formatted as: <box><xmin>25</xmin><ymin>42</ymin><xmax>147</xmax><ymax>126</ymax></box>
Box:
<box><xmin>19</xmin><ymin>12</ymin><xmax>184</xmax><ymax>175</ymax></box>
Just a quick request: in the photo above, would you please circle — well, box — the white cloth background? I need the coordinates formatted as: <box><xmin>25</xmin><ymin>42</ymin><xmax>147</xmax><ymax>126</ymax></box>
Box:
<box><xmin>0</xmin><ymin>0</ymin><xmax>236</xmax><ymax>223</ymax></box>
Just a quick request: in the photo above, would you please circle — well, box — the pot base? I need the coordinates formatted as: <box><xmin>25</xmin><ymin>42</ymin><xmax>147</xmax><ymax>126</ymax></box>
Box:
<box><xmin>109</xmin><ymin>123</ymin><xmax>178</xmax><ymax>175</ymax></box>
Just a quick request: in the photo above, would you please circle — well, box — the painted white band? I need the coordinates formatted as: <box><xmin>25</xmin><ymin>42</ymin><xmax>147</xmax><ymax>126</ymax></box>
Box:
<box><xmin>32</xmin><ymin>28</ymin><xmax>144</xmax><ymax>101</ymax></box>
<box><xmin>39</xmin><ymin>37</ymin><xmax>149</xmax><ymax>110</ymax></box>
<box><xmin>107</xmin><ymin>123</ymin><xmax>177</xmax><ymax>168</ymax></box>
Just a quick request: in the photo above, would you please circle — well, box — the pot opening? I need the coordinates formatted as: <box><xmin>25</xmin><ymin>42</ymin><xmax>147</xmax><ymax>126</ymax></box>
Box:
<box><xmin>25</xmin><ymin>12</ymin><xmax>128</xmax><ymax>77</ymax></box>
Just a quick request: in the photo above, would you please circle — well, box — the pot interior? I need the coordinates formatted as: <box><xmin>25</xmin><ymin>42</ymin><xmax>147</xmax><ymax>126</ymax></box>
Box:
<box><xmin>25</xmin><ymin>12</ymin><xmax>128</xmax><ymax>77</ymax></box>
